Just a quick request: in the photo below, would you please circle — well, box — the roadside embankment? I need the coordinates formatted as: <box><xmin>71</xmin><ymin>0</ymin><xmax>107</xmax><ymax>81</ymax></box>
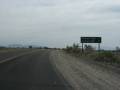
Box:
<box><xmin>50</xmin><ymin>50</ymin><xmax>120</xmax><ymax>90</ymax></box>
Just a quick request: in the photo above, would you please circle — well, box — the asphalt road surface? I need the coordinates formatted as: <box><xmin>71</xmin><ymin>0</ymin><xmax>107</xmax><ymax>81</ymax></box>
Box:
<box><xmin>0</xmin><ymin>50</ymin><xmax>72</xmax><ymax>90</ymax></box>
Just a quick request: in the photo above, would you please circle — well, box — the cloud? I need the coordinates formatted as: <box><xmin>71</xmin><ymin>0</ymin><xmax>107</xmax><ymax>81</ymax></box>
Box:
<box><xmin>107</xmin><ymin>5</ymin><xmax>120</xmax><ymax>13</ymax></box>
<box><xmin>0</xmin><ymin>0</ymin><xmax>120</xmax><ymax>48</ymax></box>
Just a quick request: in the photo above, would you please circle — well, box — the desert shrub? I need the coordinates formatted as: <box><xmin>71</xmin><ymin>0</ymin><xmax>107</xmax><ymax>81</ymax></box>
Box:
<box><xmin>83</xmin><ymin>45</ymin><xmax>95</xmax><ymax>55</ymax></box>
<box><xmin>72</xmin><ymin>43</ymin><xmax>80</xmax><ymax>53</ymax></box>
<box><xmin>65</xmin><ymin>43</ymin><xmax>81</xmax><ymax>53</ymax></box>
<box><xmin>66</xmin><ymin>46</ymin><xmax>73</xmax><ymax>52</ymax></box>
<box><xmin>94</xmin><ymin>51</ymin><xmax>118</xmax><ymax>63</ymax></box>
<box><xmin>84</xmin><ymin>45</ymin><xmax>94</xmax><ymax>52</ymax></box>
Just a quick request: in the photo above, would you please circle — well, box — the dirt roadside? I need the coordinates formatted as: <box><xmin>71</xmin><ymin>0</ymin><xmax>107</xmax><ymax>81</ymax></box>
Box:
<box><xmin>50</xmin><ymin>50</ymin><xmax>120</xmax><ymax>90</ymax></box>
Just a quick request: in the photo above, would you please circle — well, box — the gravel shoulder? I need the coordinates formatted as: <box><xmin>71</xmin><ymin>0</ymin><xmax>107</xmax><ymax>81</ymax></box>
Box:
<box><xmin>50</xmin><ymin>50</ymin><xmax>120</xmax><ymax>90</ymax></box>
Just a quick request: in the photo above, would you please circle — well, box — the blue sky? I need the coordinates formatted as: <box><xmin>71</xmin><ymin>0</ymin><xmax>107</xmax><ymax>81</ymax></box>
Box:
<box><xmin>0</xmin><ymin>0</ymin><xmax>120</xmax><ymax>49</ymax></box>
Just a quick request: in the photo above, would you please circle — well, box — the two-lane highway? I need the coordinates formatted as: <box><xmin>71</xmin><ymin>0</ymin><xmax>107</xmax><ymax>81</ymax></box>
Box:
<box><xmin>0</xmin><ymin>50</ymin><xmax>72</xmax><ymax>90</ymax></box>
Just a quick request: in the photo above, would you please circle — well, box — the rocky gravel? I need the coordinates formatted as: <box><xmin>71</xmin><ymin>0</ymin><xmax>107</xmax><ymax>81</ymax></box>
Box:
<box><xmin>50</xmin><ymin>50</ymin><xmax>120</xmax><ymax>90</ymax></box>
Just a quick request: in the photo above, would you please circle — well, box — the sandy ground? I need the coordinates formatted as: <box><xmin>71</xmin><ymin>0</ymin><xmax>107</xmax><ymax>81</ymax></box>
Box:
<box><xmin>50</xmin><ymin>50</ymin><xmax>120</xmax><ymax>90</ymax></box>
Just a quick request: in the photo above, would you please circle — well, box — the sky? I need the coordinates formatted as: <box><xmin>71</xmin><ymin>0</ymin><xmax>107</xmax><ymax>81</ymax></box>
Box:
<box><xmin>0</xmin><ymin>0</ymin><xmax>120</xmax><ymax>49</ymax></box>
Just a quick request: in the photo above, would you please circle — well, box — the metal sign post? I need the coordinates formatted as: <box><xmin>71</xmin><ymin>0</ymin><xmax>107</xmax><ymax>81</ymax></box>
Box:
<box><xmin>98</xmin><ymin>43</ymin><xmax>101</xmax><ymax>52</ymax></box>
<box><xmin>82</xmin><ymin>43</ymin><xmax>84</xmax><ymax>52</ymax></box>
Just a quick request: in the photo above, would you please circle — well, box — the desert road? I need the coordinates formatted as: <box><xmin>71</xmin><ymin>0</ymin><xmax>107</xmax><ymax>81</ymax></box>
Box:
<box><xmin>0</xmin><ymin>50</ymin><xmax>72</xmax><ymax>90</ymax></box>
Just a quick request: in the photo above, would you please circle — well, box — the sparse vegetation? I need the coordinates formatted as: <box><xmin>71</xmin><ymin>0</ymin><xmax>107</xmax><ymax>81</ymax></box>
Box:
<box><xmin>65</xmin><ymin>44</ymin><xmax>95</xmax><ymax>56</ymax></box>
<box><xmin>92</xmin><ymin>51</ymin><xmax>120</xmax><ymax>64</ymax></box>
<box><xmin>64</xmin><ymin>43</ymin><xmax>120</xmax><ymax>65</ymax></box>
<box><xmin>84</xmin><ymin>45</ymin><xmax>95</xmax><ymax>53</ymax></box>
<box><xmin>65</xmin><ymin>43</ymin><xmax>81</xmax><ymax>54</ymax></box>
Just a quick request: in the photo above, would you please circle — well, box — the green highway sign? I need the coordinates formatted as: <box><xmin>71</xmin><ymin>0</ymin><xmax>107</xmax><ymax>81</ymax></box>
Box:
<box><xmin>81</xmin><ymin>37</ymin><xmax>102</xmax><ymax>43</ymax></box>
